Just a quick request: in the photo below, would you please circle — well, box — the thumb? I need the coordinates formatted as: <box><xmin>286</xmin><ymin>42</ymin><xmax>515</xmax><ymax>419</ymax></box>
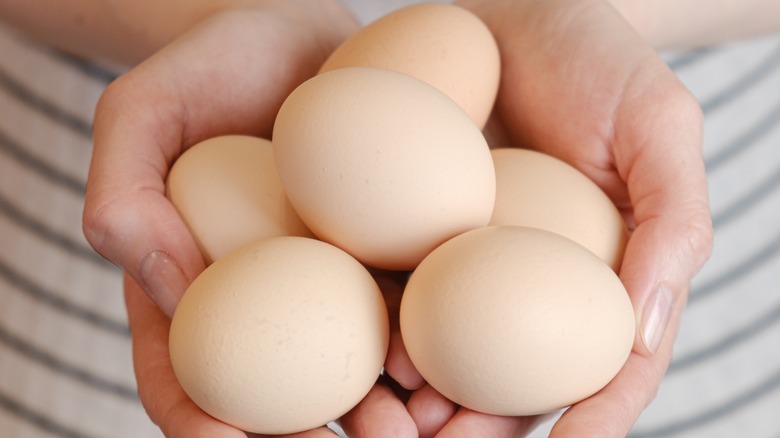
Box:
<box><xmin>551</xmin><ymin>76</ymin><xmax>713</xmax><ymax>438</ymax></box>
<box><xmin>618</xmin><ymin>87</ymin><xmax>713</xmax><ymax>357</ymax></box>
<box><xmin>84</xmin><ymin>70</ymin><xmax>205</xmax><ymax>317</ymax></box>
<box><xmin>84</xmin><ymin>8</ymin><xmax>353</xmax><ymax>316</ymax></box>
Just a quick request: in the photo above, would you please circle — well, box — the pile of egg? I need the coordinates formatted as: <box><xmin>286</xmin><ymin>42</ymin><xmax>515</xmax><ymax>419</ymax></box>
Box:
<box><xmin>166</xmin><ymin>4</ymin><xmax>635</xmax><ymax>435</ymax></box>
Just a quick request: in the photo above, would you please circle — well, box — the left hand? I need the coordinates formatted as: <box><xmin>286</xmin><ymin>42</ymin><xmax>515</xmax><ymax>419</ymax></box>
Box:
<box><xmin>380</xmin><ymin>0</ymin><xmax>714</xmax><ymax>436</ymax></box>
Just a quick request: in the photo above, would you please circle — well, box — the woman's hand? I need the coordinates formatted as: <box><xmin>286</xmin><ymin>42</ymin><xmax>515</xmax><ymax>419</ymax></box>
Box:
<box><xmin>125</xmin><ymin>273</ymin><xmax>345</xmax><ymax>438</ymax></box>
<box><xmin>83</xmin><ymin>1</ymin><xmax>357</xmax><ymax>317</ymax></box>
<box><xmin>126</xmin><ymin>267</ymin><xmax>418</xmax><ymax>438</ymax></box>
<box><xmin>384</xmin><ymin>0</ymin><xmax>714</xmax><ymax>436</ymax></box>
<box><xmin>375</xmin><ymin>273</ymin><xmax>549</xmax><ymax>438</ymax></box>
<box><xmin>84</xmin><ymin>2</ymin><xmax>416</xmax><ymax>436</ymax></box>
<box><xmin>90</xmin><ymin>0</ymin><xmax>713</xmax><ymax>435</ymax></box>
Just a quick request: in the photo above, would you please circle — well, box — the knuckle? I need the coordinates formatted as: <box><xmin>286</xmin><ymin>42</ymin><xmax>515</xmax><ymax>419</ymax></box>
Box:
<box><xmin>677</xmin><ymin>203</ymin><xmax>715</xmax><ymax>270</ymax></box>
<box><xmin>82</xmin><ymin>195</ymin><xmax>124</xmax><ymax>262</ymax></box>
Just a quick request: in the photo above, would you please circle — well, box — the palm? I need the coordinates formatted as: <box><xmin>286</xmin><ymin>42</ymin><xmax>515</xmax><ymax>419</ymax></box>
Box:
<box><xmin>398</xmin><ymin>1</ymin><xmax>714</xmax><ymax>437</ymax></box>
<box><xmin>479</xmin><ymin>1</ymin><xmax>690</xmax><ymax>218</ymax></box>
<box><xmin>88</xmin><ymin>4</ymin><xmax>406</xmax><ymax>437</ymax></box>
<box><xmin>85</xmin><ymin>3</ymin><xmax>359</xmax><ymax>314</ymax></box>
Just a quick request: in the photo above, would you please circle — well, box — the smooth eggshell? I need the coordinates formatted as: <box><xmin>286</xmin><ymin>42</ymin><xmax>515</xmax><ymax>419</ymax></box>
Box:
<box><xmin>489</xmin><ymin>148</ymin><xmax>628</xmax><ymax>271</ymax></box>
<box><xmin>400</xmin><ymin>226</ymin><xmax>635</xmax><ymax>416</ymax></box>
<box><xmin>272</xmin><ymin>67</ymin><xmax>495</xmax><ymax>270</ymax></box>
<box><xmin>169</xmin><ymin>236</ymin><xmax>389</xmax><ymax>434</ymax></box>
<box><xmin>319</xmin><ymin>3</ymin><xmax>500</xmax><ymax>128</ymax></box>
<box><xmin>166</xmin><ymin>135</ymin><xmax>313</xmax><ymax>264</ymax></box>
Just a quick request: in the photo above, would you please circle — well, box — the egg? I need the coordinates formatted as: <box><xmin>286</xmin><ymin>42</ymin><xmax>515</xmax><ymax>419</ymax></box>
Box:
<box><xmin>319</xmin><ymin>3</ymin><xmax>500</xmax><ymax>128</ymax></box>
<box><xmin>169</xmin><ymin>236</ymin><xmax>389</xmax><ymax>435</ymax></box>
<box><xmin>272</xmin><ymin>67</ymin><xmax>495</xmax><ymax>271</ymax></box>
<box><xmin>399</xmin><ymin>226</ymin><xmax>635</xmax><ymax>416</ymax></box>
<box><xmin>489</xmin><ymin>147</ymin><xmax>628</xmax><ymax>271</ymax></box>
<box><xmin>166</xmin><ymin>135</ymin><xmax>313</xmax><ymax>264</ymax></box>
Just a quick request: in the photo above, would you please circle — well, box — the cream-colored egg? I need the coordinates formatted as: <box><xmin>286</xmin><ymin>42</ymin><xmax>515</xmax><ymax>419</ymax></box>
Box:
<box><xmin>169</xmin><ymin>236</ymin><xmax>389</xmax><ymax>435</ymax></box>
<box><xmin>272</xmin><ymin>67</ymin><xmax>495</xmax><ymax>271</ymax></box>
<box><xmin>400</xmin><ymin>226</ymin><xmax>635</xmax><ymax>416</ymax></box>
<box><xmin>166</xmin><ymin>135</ymin><xmax>312</xmax><ymax>264</ymax></box>
<box><xmin>490</xmin><ymin>148</ymin><xmax>628</xmax><ymax>271</ymax></box>
<box><xmin>319</xmin><ymin>3</ymin><xmax>500</xmax><ymax>128</ymax></box>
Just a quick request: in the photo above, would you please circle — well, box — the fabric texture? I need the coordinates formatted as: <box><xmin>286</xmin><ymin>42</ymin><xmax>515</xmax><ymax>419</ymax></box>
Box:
<box><xmin>1</xmin><ymin>3</ymin><xmax>779</xmax><ymax>437</ymax></box>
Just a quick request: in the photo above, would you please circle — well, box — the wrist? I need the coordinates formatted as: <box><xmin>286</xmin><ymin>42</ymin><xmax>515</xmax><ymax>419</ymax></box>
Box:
<box><xmin>605</xmin><ymin>0</ymin><xmax>662</xmax><ymax>48</ymax></box>
<box><xmin>110</xmin><ymin>0</ymin><xmax>358</xmax><ymax>66</ymax></box>
<box><xmin>105</xmin><ymin>0</ymin><xmax>268</xmax><ymax>64</ymax></box>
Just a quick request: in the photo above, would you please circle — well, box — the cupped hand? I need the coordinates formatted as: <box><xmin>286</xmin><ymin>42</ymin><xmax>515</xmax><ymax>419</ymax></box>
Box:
<box><xmin>126</xmin><ymin>267</ymin><xmax>417</xmax><ymax>438</ymax></box>
<box><xmin>83</xmin><ymin>0</ymin><xmax>357</xmax><ymax>317</ymax></box>
<box><xmin>84</xmin><ymin>2</ymin><xmax>420</xmax><ymax>436</ymax></box>
<box><xmin>428</xmin><ymin>0</ymin><xmax>713</xmax><ymax>436</ymax></box>
<box><xmin>125</xmin><ymin>273</ymin><xmax>343</xmax><ymax>438</ymax></box>
<box><xmin>370</xmin><ymin>272</ymin><xmax>549</xmax><ymax>438</ymax></box>
<box><xmin>360</xmin><ymin>0</ymin><xmax>715</xmax><ymax>437</ymax></box>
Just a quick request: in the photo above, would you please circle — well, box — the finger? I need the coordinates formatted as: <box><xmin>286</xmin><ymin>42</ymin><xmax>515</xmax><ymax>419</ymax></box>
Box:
<box><xmin>338</xmin><ymin>376</ymin><xmax>418</xmax><ymax>438</ymax></box>
<box><xmin>128</xmin><ymin>272</ymin><xmax>353</xmax><ymax>438</ymax></box>
<box><xmin>613</xmin><ymin>75</ymin><xmax>713</xmax><ymax>355</ymax></box>
<box><xmin>85</xmin><ymin>8</ymin><xmax>352</xmax><ymax>316</ymax></box>
<box><xmin>372</xmin><ymin>270</ymin><xmax>425</xmax><ymax>390</ymax></box>
<box><xmin>550</xmin><ymin>292</ymin><xmax>685</xmax><ymax>437</ymax></box>
<box><xmin>125</xmin><ymin>273</ymin><xmax>248</xmax><ymax>438</ymax></box>
<box><xmin>435</xmin><ymin>407</ymin><xmax>544</xmax><ymax>438</ymax></box>
<box><xmin>549</xmin><ymin>59</ymin><xmax>712</xmax><ymax>438</ymax></box>
<box><xmin>248</xmin><ymin>427</ymin><xmax>338</xmax><ymax>438</ymax></box>
<box><xmin>405</xmin><ymin>384</ymin><xmax>457</xmax><ymax>438</ymax></box>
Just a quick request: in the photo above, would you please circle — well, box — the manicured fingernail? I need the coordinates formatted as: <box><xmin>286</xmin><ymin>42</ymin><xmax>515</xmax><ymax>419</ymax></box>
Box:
<box><xmin>139</xmin><ymin>250</ymin><xmax>187</xmax><ymax>318</ymax></box>
<box><xmin>641</xmin><ymin>285</ymin><xmax>675</xmax><ymax>354</ymax></box>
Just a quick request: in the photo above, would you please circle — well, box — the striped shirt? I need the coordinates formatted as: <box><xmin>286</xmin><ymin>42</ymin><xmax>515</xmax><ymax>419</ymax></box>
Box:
<box><xmin>0</xmin><ymin>22</ymin><xmax>160</xmax><ymax>438</ymax></box>
<box><xmin>2</xmin><ymin>4</ymin><xmax>780</xmax><ymax>438</ymax></box>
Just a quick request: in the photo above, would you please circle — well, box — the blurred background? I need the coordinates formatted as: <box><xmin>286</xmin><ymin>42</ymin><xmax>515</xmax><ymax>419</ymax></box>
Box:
<box><xmin>1</xmin><ymin>1</ymin><xmax>779</xmax><ymax>437</ymax></box>
<box><xmin>531</xmin><ymin>32</ymin><xmax>780</xmax><ymax>438</ymax></box>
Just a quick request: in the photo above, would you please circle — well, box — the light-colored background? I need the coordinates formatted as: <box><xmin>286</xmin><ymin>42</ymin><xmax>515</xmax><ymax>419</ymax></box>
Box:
<box><xmin>530</xmin><ymin>30</ymin><xmax>780</xmax><ymax>438</ymax></box>
<box><xmin>1</xmin><ymin>1</ymin><xmax>779</xmax><ymax>437</ymax></box>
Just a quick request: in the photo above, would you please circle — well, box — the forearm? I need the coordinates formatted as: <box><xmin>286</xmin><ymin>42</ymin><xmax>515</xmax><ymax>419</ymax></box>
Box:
<box><xmin>610</xmin><ymin>0</ymin><xmax>780</xmax><ymax>49</ymax></box>
<box><xmin>0</xmin><ymin>0</ymin><xmax>266</xmax><ymax>65</ymax></box>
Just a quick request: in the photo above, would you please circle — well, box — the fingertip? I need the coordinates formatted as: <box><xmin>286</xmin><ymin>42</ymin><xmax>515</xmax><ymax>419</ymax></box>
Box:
<box><xmin>251</xmin><ymin>426</ymin><xmax>339</xmax><ymax>438</ymax></box>
<box><xmin>637</xmin><ymin>283</ymin><xmax>675</xmax><ymax>355</ymax></box>
<box><xmin>371</xmin><ymin>270</ymin><xmax>425</xmax><ymax>390</ymax></box>
<box><xmin>435</xmin><ymin>408</ymin><xmax>541</xmax><ymax>438</ymax></box>
<box><xmin>550</xmin><ymin>314</ymin><xmax>682</xmax><ymax>438</ymax></box>
<box><xmin>138</xmin><ymin>250</ymin><xmax>190</xmax><ymax>318</ymax></box>
<box><xmin>124</xmin><ymin>274</ymin><xmax>248</xmax><ymax>438</ymax></box>
<box><xmin>339</xmin><ymin>380</ymin><xmax>418</xmax><ymax>438</ymax></box>
<box><xmin>84</xmin><ymin>187</ymin><xmax>205</xmax><ymax>317</ymax></box>
<box><xmin>384</xmin><ymin>331</ymin><xmax>425</xmax><ymax>390</ymax></box>
<box><xmin>548</xmin><ymin>376</ymin><xmax>641</xmax><ymax>438</ymax></box>
<box><xmin>406</xmin><ymin>384</ymin><xmax>457</xmax><ymax>437</ymax></box>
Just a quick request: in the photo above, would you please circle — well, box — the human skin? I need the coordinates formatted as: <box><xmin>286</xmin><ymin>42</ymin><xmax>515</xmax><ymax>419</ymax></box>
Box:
<box><xmin>2</xmin><ymin>0</ymin><xmax>778</xmax><ymax>65</ymax></box>
<box><xmin>0</xmin><ymin>0</ymin><xmax>285</xmax><ymax>65</ymax></box>
<box><xmin>82</xmin><ymin>2</ymin><xmax>359</xmax><ymax>317</ymax></box>
<box><xmin>124</xmin><ymin>268</ymin><xmax>419</xmax><ymax>438</ymax></box>
<box><xmin>84</xmin><ymin>3</ymin><xmax>424</xmax><ymax>436</ymax></box>
<box><xmin>94</xmin><ymin>6</ymin><xmax>421</xmax><ymax>436</ymax></box>
<box><xmin>608</xmin><ymin>0</ymin><xmax>780</xmax><ymax>49</ymax></box>
<box><xmin>124</xmin><ymin>273</ymin><xmax>344</xmax><ymax>438</ymax></box>
<box><xmin>4</xmin><ymin>0</ymin><xmax>778</xmax><ymax>435</ymax></box>
<box><xmin>376</xmin><ymin>0</ymin><xmax>715</xmax><ymax>436</ymax></box>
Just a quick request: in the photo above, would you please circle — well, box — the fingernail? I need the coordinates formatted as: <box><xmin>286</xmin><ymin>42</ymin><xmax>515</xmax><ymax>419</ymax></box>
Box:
<box><xmin>139</xmin><ymin>250</ymin><xmax>187</xmax><ymax>318</ymax></box>
<box><xmin>641</xmin><ymin>285</ymin><xmax>675</xmax><ymax>354</ymax></box>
